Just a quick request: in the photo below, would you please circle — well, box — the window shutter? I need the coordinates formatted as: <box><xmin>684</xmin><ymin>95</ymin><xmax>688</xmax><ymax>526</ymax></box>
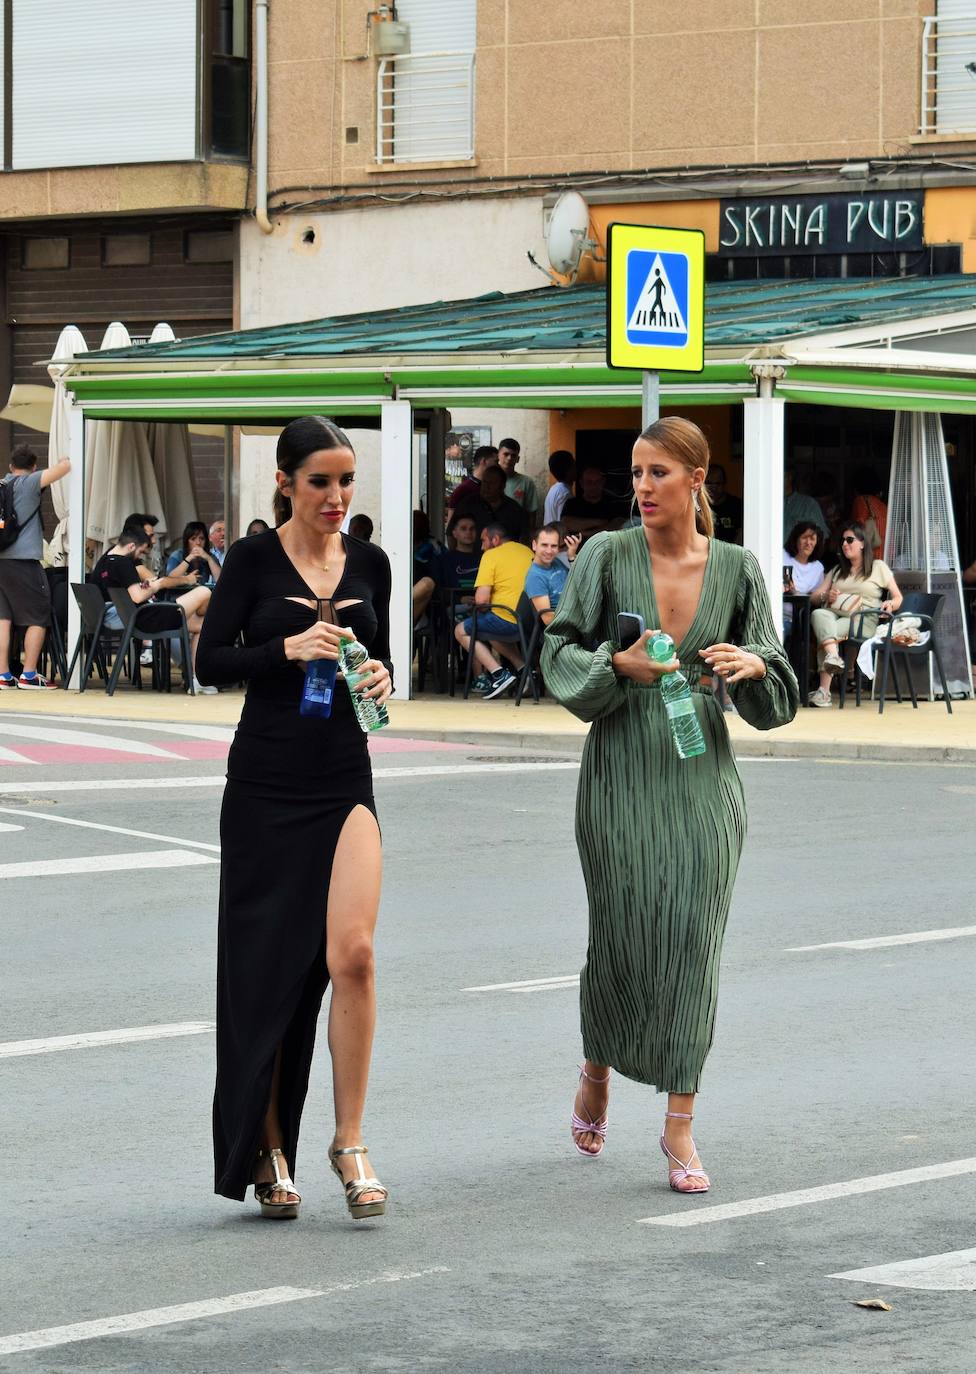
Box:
<box><xmin>934</xmin><ymin>1</ymin><xmax>976</xmax><ymax>133</ymax></box>
<box><xmin>384</xmin><ymin>0</ymin><xmax>476</xmax><ymax>163</ymax></box>
<box><xmin>11</xmin><ymin>0</ymin><xmax>199</xmax><ymax>170</ymax></box>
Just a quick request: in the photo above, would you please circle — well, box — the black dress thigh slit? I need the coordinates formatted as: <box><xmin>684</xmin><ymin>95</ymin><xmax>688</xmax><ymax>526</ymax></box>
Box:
<box><xmin>195</xmin><ymin>529</ymin><xmax>392</xmax><ymax>1201</ymax></box>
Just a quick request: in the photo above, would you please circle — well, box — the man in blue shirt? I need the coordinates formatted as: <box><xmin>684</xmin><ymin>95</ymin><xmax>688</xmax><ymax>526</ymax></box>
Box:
<box><xmin>525</xmin><ymin>523</ymin><xmax>575</xmax><ymax>625</ymax></box>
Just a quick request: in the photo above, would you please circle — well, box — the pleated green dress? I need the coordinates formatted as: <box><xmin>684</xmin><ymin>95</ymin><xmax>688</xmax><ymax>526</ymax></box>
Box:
<box><xmin>542</xmin><ymin>529</ymin><xmax>798</xmax><ymax>1093</ymax></box>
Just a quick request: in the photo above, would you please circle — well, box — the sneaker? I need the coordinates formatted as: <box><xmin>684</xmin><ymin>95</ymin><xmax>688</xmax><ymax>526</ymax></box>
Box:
<box><xmin>823</xmin><ymin>651</ymin><xmax>844</xmax><ymax>674</ymax></box>
<box><xmin>471</xmin><ymin>672</ymin><xmax>492</xmax><ymax>694</ymax></box>
<box><xmin>16</xmin><ymin>672</ymin><xmax>57</xmax><ymax>690</ymax></box>
<box><xmin>139</xmin><ymin>648</ymin><xmax>153</xmax><ymax>666</ymax></box>
<box><xmin>808</xmin><ymin>687</ymin><xmax>833</xmax><ymax>708</ymax></box>
<box><xmin>0</xmin><ymin>674</ymin><xmax>17</xmax><ymax>689</ymax></box>
<box><xmin>191</xmin><ymin>677</ymin><xmax>218</xmax><ymax>696</ymax></box>
<box><xmin>483</xmin><ymin>667</ymin><xmax>516</xmax><ymax>700</ymax></box>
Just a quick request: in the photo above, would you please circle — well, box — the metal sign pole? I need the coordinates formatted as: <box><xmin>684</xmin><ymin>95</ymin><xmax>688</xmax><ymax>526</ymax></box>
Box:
<box><xmin>642</xmin><ymin>371</ymin><xmax>659</xmax><ymax>430</ymax></box>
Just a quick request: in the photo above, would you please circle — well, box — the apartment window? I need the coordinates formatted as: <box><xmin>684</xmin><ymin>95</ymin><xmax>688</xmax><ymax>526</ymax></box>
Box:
<box><xmin>920</xmin><ymin>2</ymin><xmax>976</xmax><ymax>134</ymax></box>
<box><xmin>8</xmin><ymin>0</ymin><xmax>198</xmax><ymax>169</ymax></box>
<box><xmin>185</xmin><ymin>229</ymin><xmax>234</xmax><ymax>264</ymax></box>
<box><xmin>376</xmin><ymin>0</ymin><xmax>477</xmax><ymax>164</ymax></box>
<box><xmin>22</xmin><ymin>237</ymin><xmax>69</xmax><ymax>271</ymax></box>
<box><xmin>706</xmin><ymin>247</ymin><xmax>963</xmax><ymax>281</ymax></box>
<box><xmin>207</xmin><ymin>0</ymin><xmax>250</xmax><ymax>159</ymax></box>
<box><xmin>102</xmin><ymin>234</ymin><xmax>152</xmax><ymax>268</ymax></box>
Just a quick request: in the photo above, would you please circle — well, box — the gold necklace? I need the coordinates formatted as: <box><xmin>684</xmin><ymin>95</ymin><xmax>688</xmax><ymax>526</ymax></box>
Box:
<box><xmin>296</xmin><ymin>534</ymin><xmax>341</xmax><ymax>574</ymax></box>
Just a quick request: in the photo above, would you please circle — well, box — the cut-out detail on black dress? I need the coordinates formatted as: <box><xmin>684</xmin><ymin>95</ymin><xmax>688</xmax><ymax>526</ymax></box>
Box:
<box><xmin>195</xmin><ymin>530</ymin><xmax>392</xmax><ymax>1201</ymax></box>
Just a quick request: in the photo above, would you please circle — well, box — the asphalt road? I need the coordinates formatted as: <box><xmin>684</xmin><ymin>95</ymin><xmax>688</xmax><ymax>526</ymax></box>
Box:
<box><xmin>0</xmin><ymin>713</ymin><xmax>974</xmax><ymax>1372</ymax></box>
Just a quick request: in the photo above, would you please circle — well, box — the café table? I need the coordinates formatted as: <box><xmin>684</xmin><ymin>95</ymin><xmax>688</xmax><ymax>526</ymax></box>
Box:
<box><xmin>783</xmin><ymin>591</ymin><xmax>812</xmax><ymax>705</ymax></box>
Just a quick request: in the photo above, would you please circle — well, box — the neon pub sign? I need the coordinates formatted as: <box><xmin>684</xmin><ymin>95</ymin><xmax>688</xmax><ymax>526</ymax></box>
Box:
<box><xmin>718</xmin><ymin>191</ymin><xmax>923</xmax><ymax>256</ymax></box>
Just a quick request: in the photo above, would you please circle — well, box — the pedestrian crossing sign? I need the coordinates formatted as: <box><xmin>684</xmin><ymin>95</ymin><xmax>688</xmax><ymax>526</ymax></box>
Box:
<box><xmin>606</xmin><ymin>223</ymin><xmax>705</xmax><ymax>373</ymax></box>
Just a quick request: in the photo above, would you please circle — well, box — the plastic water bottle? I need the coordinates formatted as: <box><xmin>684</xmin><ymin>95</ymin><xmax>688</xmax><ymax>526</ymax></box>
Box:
<box><xmin>339</xmin><ymin>638</ymin><xmax>390</xmax><ymax>733</ymax></box>
<box><xmin>648</xmin><ymin>632</ymin><xmax>706</xmax><ymax>760</ymax></box>
<box><xmin>300</xmin><ymin>656</ymin><xmax>337</xmax><ymax>717</ymax></box>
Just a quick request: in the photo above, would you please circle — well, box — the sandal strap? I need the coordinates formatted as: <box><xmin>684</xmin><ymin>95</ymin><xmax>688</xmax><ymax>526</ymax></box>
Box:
<box><xmin>664</xmin><ymin>1112</ymin><xmax>693</xmax><ymax>1120</ymax></box>
<box><xmin>571</xmin><ymin>1109</ymin><xmax>608</xmax><ymax>1138</ymax></box>
<box><xmin>255</xmin><ymin>1179</ymin><xmax>301</xmax><ymax>1202</ymax></box>
<box><xmin>331</xmin><ymin>1146</ymin><xmax>368</xmax><ymax>1157</ymax></box>
<box><xmin>669</xmin><ymin>1167</ymin><xmax>709</xmax><ymax>1182</ymax></box>
<box><xmin>578</xmin><ymin>1064</ymin><xmax>610</xmax><ymax>1085</ymax></box>
<box><xmin>345</xmin><ymin>1177</ymin><xmax>388</xmax><ymax>1205</ymax></box>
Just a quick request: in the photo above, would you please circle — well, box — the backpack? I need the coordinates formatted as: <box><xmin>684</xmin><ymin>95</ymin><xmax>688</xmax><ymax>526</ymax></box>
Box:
<box><xmin>0</xmin><ymin>477</ymin><xmax>41</xmax><ymax>552</ymax></box>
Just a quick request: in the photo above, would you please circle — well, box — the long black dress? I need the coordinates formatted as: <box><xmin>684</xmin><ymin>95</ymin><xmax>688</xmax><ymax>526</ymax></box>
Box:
<box><xmin>195</xmin><ymin>529</ymin><xmax>392</xmax><ymax>1201</ymax></box>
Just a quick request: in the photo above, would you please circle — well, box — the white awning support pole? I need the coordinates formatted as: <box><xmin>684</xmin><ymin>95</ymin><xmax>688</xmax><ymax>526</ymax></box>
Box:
<box><xmin>743</xmin><ymin>367</ymin><xmax>786</xmax><ymax>639</ymax></box>
<box><xmin>65</xmin><ymin>403</ymin><xmax>86</xmax><ymax>689</ymax></box>
<box><xmin>380</xmin><ymin>398</ymin><xmax>413</xmax><ymax>700</ymax></box>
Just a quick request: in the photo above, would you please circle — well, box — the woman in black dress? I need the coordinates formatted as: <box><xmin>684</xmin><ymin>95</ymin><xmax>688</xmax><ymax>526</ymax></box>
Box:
<box><xmin>196</xmin><ymin>416</ymin><xmax>393</xmax><ymax>1222</ymax></box>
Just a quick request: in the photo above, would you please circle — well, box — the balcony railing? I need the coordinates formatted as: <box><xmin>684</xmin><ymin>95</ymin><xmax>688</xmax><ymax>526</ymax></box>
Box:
<box><xmin>376</xmin><ymin>51</ymin><xmax>476</xmax><ymax>165</ymax></box>
<box><xmin>920</xmin><ymin>13</ymin><xmax>976</xmax><ymax>134</ymax></box>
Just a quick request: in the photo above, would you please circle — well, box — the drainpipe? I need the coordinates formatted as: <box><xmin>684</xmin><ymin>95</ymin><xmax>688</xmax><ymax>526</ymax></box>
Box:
<box><xmin>254</xmin><ymin>0</ymin><xmax>273</xmax><ymax>234</ymax></box>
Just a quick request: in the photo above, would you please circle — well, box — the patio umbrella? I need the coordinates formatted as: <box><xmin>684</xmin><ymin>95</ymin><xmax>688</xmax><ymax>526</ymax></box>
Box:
<box><xmin>46</xmin><ymin>325</ymin><xmax>89</xmax><ymax>566</ymax></box>
<box><xmin>84</xmin><ymin>323</ymin><xmax>167</xmax><ymax>553</ymax></box>
<box><xmin>146</xmin><ymin>323</ymin><xmax>200</xmax><ymax>542</ymax></box>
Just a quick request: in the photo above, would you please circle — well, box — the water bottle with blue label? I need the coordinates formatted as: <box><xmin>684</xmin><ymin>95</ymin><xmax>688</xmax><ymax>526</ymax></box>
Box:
<box><xmin>648</xmin><ymin>632</ymin><xmax>706</xmax><ymax>760</ymax></box>
<box><xmin>299</xmin><ymin>599</ymin><xmax>337</xmax><ymax>717</ymax></box>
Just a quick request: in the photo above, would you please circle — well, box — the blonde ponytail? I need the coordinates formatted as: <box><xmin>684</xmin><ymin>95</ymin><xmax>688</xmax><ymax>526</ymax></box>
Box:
<box><xmin>639</xmin><ymin>416</ymin><xmax>715</xmax><ymax>538</ymax></box>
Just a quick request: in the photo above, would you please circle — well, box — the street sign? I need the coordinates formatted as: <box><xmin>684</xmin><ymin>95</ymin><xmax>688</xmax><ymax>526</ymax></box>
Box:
<box><xmin>606</xmin><ymin>223</ymin><xmax>705</xmax><ymax>373</ymax></box>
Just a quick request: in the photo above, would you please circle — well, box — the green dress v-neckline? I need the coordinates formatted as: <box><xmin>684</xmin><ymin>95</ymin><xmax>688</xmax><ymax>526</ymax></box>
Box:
<box><xmin>632</xmin><ymin>525</ymin><xmax>716</xmax><ymax>657</ymax></box>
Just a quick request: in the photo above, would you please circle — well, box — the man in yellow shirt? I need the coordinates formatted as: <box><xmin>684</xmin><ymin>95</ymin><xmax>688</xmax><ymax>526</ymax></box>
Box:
<box><xmin>454</xmin><ymin>521</ymin><xmax>533</xmax><ymax>698</ymax></box>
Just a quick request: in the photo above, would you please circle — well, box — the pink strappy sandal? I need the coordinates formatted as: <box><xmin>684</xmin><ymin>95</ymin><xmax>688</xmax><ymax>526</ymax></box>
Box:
<box><xmin>571</xmin><ymin>1064</ymin><xmax>610</xmax><ymax>1157</ymax></box>
<box><xmin>659</xmin><ymin>1111</ymin><xmax>710</xmax><ymax>1193</ymax></box>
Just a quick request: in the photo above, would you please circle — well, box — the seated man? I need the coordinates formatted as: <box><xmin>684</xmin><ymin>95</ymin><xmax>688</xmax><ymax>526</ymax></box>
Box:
<box><xmin>454</xmin><ymin>462</ymin><xmax>525</xmax><ymax>543</ymax></box>
<box><xmin>412</xmin><ymin>510</ymin><xmax>442</xmax><ymax>623</ymax></box>
<box><xmin>454</xmin><ymin>521</ymin><xmax>532</xmax><ymax>699</ymax></box>
<box><xmin>525</xmin><ymin>523</ymin><xmax>576</xmax><ymax>626</ymax></box>
<box><xmin>561</xmin><ymin>464</ymin><xmax>624</xmax><ymax>536</ymax></box>
<box><xmin>442</xmin><ymin>512</ymin><xmax>483</xmax><ymax>592</ymax></box>
<box><xmin>91</xmin><ymin>522</ymin><xmax>216</xmax><ymax>694</ymax></box>
<box><xmin>543</xmin><ymin>450</ymin><xmax>576</xmax><ymax>525</ymax></box>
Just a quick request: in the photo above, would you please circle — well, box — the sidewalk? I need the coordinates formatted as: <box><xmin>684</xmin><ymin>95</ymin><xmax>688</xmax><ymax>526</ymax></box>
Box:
<box><xmin>2</xmin><ymin>686</ymin><xmax>975</xmax><ymax>762</ymax></box>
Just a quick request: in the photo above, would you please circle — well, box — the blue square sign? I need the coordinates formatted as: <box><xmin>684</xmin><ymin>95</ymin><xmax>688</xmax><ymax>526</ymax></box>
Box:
<box><xmin>625</xmin><ymin>249</ymin><xmax>690</xmax><ymax>348</ymax></box>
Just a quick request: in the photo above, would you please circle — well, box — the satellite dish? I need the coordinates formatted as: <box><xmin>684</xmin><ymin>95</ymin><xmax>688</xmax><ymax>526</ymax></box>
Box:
<box><xmin>545</xmin><ymin>191</ymin><xmax>592</xmax><ymax>277</ymax></box>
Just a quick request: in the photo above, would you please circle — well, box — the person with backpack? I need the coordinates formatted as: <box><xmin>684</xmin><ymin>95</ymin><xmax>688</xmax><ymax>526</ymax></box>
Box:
<box><xmin>0</xmin><ymin>444</ymin><xmax>71</xmax><ymax>689</ymax></box>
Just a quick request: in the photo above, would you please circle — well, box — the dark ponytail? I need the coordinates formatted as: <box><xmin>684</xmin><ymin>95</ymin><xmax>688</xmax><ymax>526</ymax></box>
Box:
<box><xmin>273</xmin><ymin>415</ymin><xmax>354</xmax><ymax>527</ymax></box>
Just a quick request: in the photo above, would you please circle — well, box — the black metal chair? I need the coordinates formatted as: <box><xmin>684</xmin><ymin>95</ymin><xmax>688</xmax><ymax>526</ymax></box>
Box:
<box><xmin>838</xmin><ymin>605</ymin><xmax>886</xmax><ymax>709</ymax></box>
<box><xmin>514</xmin><ymin>594</ymin><xmax>544</xmax><ymax>706</ymax></box>
<box><xmin>105</xmin><ymin>588</ymin><xmax>194</xmax><ymax>696</ymax></box>
<box><xmin>875</xmin><ymin>592</ymin><xmax>952</xmax><ymax>715</ymax></box>
<box><xmin>461</xmin><ymin>599</ymin><xmax>533</xmax><ymax>700</ymax></box>
<box><xmin>65</xmin><ymin>582</ymin><xmax>123</xmax><ymax>691</ymax></box>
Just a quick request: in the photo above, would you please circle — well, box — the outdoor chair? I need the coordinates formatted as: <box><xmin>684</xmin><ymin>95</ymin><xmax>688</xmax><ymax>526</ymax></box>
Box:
<box><xmin>41</xmin><ymin>567</ymin><xmax>69</xmax><ymax>684</ymax></box>
<box><xmin>461</xmin><ymin>599</ymin><xmax>534</xmax><ymax>700</ymax></box>
<box><xmin>104</xmin><ymin>588</ymin><xmax>195</xmax><ymax>697</ymax></box>
<box><xmin>875</xmin><ymin>592</ymin><xmax>952</xmax><ymax>715</ymax></box>
<box><xmin>514</xmin><ymin>594</ymin><xmax>544</xmax><ymax>706</ymax></box>
<box><xmin>65</xmin><ymin>582</ymin><xmax>123</xmax><ymax>691</ymax></box>
<box><xmin>837</xmin><ymin>606</ymin><xmax>886</xmax><ymax>709</ymax></box>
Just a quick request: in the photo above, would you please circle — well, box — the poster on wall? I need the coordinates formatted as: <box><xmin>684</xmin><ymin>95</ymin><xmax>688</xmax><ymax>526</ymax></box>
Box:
<box><xmin>444</xmin><ymin>426</ymin><xmax>492</xmax><ymax>503</ymax></box>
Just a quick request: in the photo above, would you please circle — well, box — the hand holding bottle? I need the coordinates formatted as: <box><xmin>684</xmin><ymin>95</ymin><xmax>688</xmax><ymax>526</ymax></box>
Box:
<box><xmin>284</xmin><ymin>620</ymin><xmax>354</xmax><ymax>664</ymax></box>
<box><xmin>612</xmin><ymin>629</ymin><xmax>679</xmax><ymax>684</ymax></box>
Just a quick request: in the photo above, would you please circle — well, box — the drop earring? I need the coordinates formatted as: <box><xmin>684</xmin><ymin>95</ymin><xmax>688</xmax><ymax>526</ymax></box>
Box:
<box><xmin>693</xmin><ymin>489</ymin><xmax>702</xmax><ymax>514</ymax></box>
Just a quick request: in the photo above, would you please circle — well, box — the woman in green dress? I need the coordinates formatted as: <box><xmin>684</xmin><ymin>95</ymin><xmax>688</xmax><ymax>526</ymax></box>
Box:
<box><xmin>542</xmin><ymin>417</ymin><xmax>798</xmax><ymax>1193</ymax></box>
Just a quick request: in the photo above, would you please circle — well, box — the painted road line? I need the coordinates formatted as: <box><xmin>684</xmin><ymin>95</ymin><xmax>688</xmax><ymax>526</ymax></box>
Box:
<box><xmin>0</xmin><ymin>807</ymin><xmax>221</xmax><ymax>853</ymax></box>
<box><xmin>373</xmin><ymin>762</ymin><xmax>580</xmax><ymax>779</ymax></box>
<box><xmin>0</xmin><ymin>822</ymin><xmax>24</xmax><ymax>832</ymax></box>
<box><xmin>0</xmin><ymin>722</ymin><xmax>184</xmax><ymax>758</ymax></box>
<box><xmin>463</xmin><ymin>974</ymin><xmax>580</xmax><ymax>992</ymax></box>
<box><xmin>0</xmin><ymin>1022</ymin><xmax>215</xmax><ymax>1060</ymax></box>
<box><xmin>0</xmin><ymin>776</ymin><xmax>225</xmax><ymax>795</ymax></box>
<box><xmin>0</xmin><ymin>1269</ymin><xmax>450</xmax><ymax>1356</ymax></box>
<box><xmin>830</xmin><ymin>1247</ymin><xmax>976</xmax><ymax>1293</ymax></box>
<box><xmin>637</xmin><ymin>1157</ymin><xmax>976</xmax><ymax>1228</ymax></box>
<box><xmin>787</xmin><ymin>925</ymin><xmax>976</xmax><ymax>952</ymax></box>
<box><xmin>0</xmin><ymin>850</ymin><xmax>217</xmax><ymax>880</ymax></box>
<box><xmin>0</xmin><ymin>744</ymin><xmax>38</xmax><ymax>764</ymax></box>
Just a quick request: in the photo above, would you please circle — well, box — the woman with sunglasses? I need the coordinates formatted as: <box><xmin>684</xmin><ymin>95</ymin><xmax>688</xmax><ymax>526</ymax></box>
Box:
<box><xmin>808</xmin><ymin>522</ymin><xmax>902</xmax><ymax>707</ymax></box>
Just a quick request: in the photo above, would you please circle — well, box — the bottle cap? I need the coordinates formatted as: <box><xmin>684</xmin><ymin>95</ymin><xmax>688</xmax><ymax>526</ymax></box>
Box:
<box><xmin>648</xmin><ymin>631</ymin><xmax>676</xmax><ymax>664</ymax></box>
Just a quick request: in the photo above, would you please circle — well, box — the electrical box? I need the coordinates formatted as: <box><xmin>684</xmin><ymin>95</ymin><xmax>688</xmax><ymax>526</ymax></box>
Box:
<box><xmin>373</xmin><ymin>21</ymin><xmax>410</xmax><ymax>56</ymax></box>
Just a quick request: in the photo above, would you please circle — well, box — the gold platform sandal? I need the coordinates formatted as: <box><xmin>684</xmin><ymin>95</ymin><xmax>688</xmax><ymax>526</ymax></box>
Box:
<box><xmin>329</xmin><ymin>1145</ymin><xmax>388</xmax><ymax>1220</ymax></box>
<box><xmin>254</xmin><ymin>1147</ymin><xmax>301</xmax><ymax>1219</ymax></box>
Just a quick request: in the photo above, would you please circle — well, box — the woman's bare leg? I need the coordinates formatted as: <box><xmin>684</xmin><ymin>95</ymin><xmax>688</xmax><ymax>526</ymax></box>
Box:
<box><xmin>662</xmin><ymin>1091</ymin><xmax>708</xmax><ymax>1190</ymax></box>
<box><xmin>573</xmin><ymin>1058</ymin><xmax>610</xmax><ymax>1154</ymax></box>
<box><xmin>326</xmin><ymin>804</ymin><xmax>384</xmax><ymax>1203</ymax></box>
<box><xmin>176</xmin><ymin>587</ymin><xmax>211</xmax><ymax>671</ymax></box>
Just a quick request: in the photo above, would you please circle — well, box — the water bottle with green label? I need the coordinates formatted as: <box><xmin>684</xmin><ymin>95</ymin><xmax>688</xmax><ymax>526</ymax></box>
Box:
<box><xmin>339</xmin><ymin>637</ymin><xmax>390</xmax><ymax>733</ymax></box>
<box><xmin>648</xmin><ymin>632</ymin><xmax>706</xmax><ymax>760</ymax></box>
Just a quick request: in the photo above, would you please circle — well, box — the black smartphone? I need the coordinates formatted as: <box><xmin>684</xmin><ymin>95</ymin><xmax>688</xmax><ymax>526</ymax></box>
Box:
<box><xmin>617</xmin><ymin>611</ymin><xmax>645</xmax><ymax>651</ymax></box>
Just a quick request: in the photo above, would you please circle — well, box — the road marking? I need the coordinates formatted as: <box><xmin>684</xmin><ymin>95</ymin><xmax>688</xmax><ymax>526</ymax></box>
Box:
<box><xmin>0</xmin><ymin>807</ymin><xmax>220</xmax><ymax>853</ymax></box>
<box><xmin>830</xmin><ymin>1247</ymin><xmax>976</xmax><ymax>1292</ymax></box>
<box><xmin>0</xmin><ymin>776</ymin><xmax>224</xmax><ymax>795</ymax></box>
<box><xmin>373</xmin><ymin>762</ymin><xmax>579</xmax><ymax>779</ymax></box>
<box><xmin>0</xmin><ymin>1269</ymin><xmax>450</xmax><ymax>1355</ymax></box>
<box><xmin>463</xmin><ymin>974</ymin><xmax>580</xmax><ymax>993</ymax></box>
<box><xmin>0</xmin><ymin>850</ymin><xmax>216</xmax><ymax>880</ymax></box>
<box><xmin>0</xmin><ymin>821</ymin><xmax>24</xmax><ymax>831</ymax></box>
<box><xmin>0</xmin><ymin>744</ymin><xmax>37</xmax><ymax>764</ymax></box>
<box><xmin>787</xmin><ymin>925</ymin><xmax>976</xmax><ymax>952</ymax></box>
<box><xmin>637</xmin><ymin>1157</ymin><xmax>976</xmax><ymax>1228</ymax></box>
<box><xmin>0</xmin><ymin>1022</ymin><xmax>215</xmax><ymax>1060</ymax></box>
<box><xmin>0</xmin><ymin>722</ymin><xmax>184</xmax><ymax>758</ymax></box>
